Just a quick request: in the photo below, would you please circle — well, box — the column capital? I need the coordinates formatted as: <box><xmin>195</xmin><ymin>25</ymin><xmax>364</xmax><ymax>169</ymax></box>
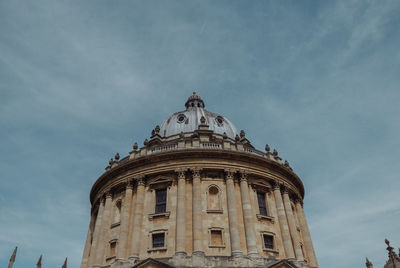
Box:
<box><xmin>126</xmin><ymin>179</ymin><xmax>134</xmax><ymax>190</ymax></box>
<box><xmin>294</xmin><ymin>195</ymin><xmax>303</xmax><ymax>205</ymax></box>
<box><xmin>175</xmin><ymin>168</ymin><xmax>188</xmax><ymax>180</ymax></box>
<box><xmin>224</xmin><ymin>168</ymin><xmax>237</xmax><ymax>180</ymax></box>
<box><xmin>190</xmin><ymin>167</ymin><xmax>202</xmax><ymax>178</ymax></box>
<box><xmin>135</xmin><ymin>175</ymin><xmax>145</xmax><ymax>186</ymax></box>
<box><xmin>105</xmin><ymin>191</ymin><xmax>113</xmax><ymax>199</ymax></box>
<box><xmin>282</xmin><ymin>183</ymin><xmax>290</xmax><ymax>194</ymax></box>
<box><xmin>239</xmin><ymin>169</ymin><xmax>248</xmax><ymax>182</ymax></box>
<box><xmin>271</xmin><ymin>180</ymin><xmax>281</xmax><ymax>191</ymax></box>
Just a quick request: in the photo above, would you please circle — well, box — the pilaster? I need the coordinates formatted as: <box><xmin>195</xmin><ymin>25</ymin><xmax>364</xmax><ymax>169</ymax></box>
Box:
<box><xmin>239</xmin><ymin>170</ymin><xmax>258</xmax><ymax>258</ymax></box>
<box><xmin>225</xmin><ymin>169</ymin><xmax>243</xmax><ymax>257</ymax></box>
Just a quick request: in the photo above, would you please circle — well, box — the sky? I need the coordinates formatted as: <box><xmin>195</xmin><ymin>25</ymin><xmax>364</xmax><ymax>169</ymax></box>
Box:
<box><xmin>1</xmin><ymin>0</ymin><xmax>400</xmax><ymax>267</ymax></box>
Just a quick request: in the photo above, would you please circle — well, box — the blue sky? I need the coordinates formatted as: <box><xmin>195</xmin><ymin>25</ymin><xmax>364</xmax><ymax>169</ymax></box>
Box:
<box><xmin>1</xmin><ymin>1</ymin><xmax>400</xmax><ymax>267</ymax></box>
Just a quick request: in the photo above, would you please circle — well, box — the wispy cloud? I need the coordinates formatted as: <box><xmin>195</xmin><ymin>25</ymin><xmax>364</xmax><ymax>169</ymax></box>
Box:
<box><xmin>1</xmin><ymin>1</ymin><xmax>399</xmax><ymax>267</ymax></box>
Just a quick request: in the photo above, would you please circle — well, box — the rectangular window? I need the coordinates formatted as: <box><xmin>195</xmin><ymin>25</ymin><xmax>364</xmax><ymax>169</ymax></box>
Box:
<box><xmin>257</xmin><ymin>192</ymin><xmax>267</xmax><ymax>216</ymax></box>
<box><xmin>263</xmin><ymin>234</ymin><xmax>274</xmax><ymax>249</ymax></box>
<box><xmin>152</xmin><ymin>233</ymin><xmax>165</xmax><ymax>248</ymax></box>
<box><xmin>155</xmin><ymin>189</ymin><xmax>167</xmax><ymax>213</ymax></box>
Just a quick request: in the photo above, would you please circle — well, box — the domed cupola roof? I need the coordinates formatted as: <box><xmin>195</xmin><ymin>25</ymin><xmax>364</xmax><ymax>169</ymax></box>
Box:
<box><xmin>160</xmin><ymin>92</ymin><xmax>239</xmax><ymax>139</ymax></box>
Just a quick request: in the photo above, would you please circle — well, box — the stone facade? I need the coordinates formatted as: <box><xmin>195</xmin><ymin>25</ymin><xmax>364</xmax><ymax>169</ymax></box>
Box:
<box><xmin>80</xmin><ymin>93</ymin><xmax>318</xmax><ymax>268</ymax></box>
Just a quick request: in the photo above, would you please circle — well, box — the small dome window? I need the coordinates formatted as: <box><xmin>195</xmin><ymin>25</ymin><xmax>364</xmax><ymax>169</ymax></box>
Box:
<box><xmin>215</xmin><ymin>116</ymin><xmax>224</xmax><ymax>126</ymax></box>
<box><xmin>177</xmin><ymin>114</ymin><xmax>186</xmax><ymax>124</ymax></box>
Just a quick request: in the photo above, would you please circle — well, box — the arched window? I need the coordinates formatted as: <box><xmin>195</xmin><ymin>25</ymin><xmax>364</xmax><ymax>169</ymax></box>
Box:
<box><xmin>207</xmin><ymin>185</ymin><xmax>222</xmax><ymax>213</ymax></box>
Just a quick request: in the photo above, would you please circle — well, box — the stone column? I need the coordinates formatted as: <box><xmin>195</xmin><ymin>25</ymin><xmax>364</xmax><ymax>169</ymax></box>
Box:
<box><xmin>116</xmin><ymin>180</ymin><xmax>133</xmax><ymax>260</ymax></box>
<box><xmin>296</xmin><ymin>200</ymin><xmax>318</xmax><ymax>267</ymax></box>
<box><xmin>95</xmin><ymin>192</ymin><xmax>112</xmax><ymax>266</ymax></box>
<box><xmin>129</xmin><ymin>177</ymin><xmax>145</xmax><ymax>262</ymax></box>
<box><xmin>282</xmin><ymin>186</ymin><xmax>304</xmax><ymax>261</ymax></box>
<box><xmin>239</xmin><ymin>171</ymin><xmax>258</xmax><ymax>258</ymax></box>
<box><xmin>225</xmin><ymin>169</ymin><xmax>243</xmax><ymax>257</ymax></box>
<box><xmin>88</xmin><ymin>198</ymin><xmax>104</xmax><ymax>267</ymax></box>
<box><xmin>273</xmin><ymin>183</ymin><xmax>295</xmax><ymax>259</ymax></box>
<box><xmin>175</xmin><ymin>169</ymin><xmax>187</xmax><ymax>256</ymax></box>
<box><xmin>191</xmin><ymin>168</ymin><xmax>204</xmax><ymax>255</ymax></box>
<box><xmin>80</xmin><ymin>212</ymin><xmax>95</xmax><ymax>268</ymax></box>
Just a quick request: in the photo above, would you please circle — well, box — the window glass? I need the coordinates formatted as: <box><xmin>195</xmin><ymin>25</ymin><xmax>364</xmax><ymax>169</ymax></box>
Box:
<box><xmin>257</xmin><ymin>192</ymin><xmax>267</xmax><ymax>216</ymax></box>
<box><xmin>263</xmin><ymin>235</ymin><xmax>274</xmax><ymax>249</ymax></box>
<box><xmin>152</xmin><ymin>233</ymin><xmax>165</xmax><ymax>248</ymax></box>
<box><xmin>155</xmin><ymin>189</ymin><xmax>167</xmax><ymax>213</ymax></box>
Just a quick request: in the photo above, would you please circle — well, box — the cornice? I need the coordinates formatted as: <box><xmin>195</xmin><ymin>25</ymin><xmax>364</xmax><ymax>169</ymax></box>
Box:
<box><xmin>89</xmin><ymin>149</ymin><xmax>305</xmax><ymax>204</ymax></box>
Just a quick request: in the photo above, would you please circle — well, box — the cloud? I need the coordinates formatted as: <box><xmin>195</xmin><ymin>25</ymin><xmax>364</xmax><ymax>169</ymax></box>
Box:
<box><xmin>1</xmin><ymin>1</ymin><xmax>399</xmax><ymax>267</ymax></box>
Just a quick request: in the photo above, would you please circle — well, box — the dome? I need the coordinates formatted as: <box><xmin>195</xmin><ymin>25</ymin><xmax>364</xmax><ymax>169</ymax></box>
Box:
<box><xmin>160</xmin><ymin>92</ymin><xmax>239</xmax><ymax>139</ymax></box>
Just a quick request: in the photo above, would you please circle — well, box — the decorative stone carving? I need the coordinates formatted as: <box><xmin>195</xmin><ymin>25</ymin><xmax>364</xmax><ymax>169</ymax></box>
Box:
<box><xmin>265</xmin><ymin>144</ymin><xmax>270</xmax><ymax>152</ymax></box>
<box><xmin>133</xmin><ymin>142</ymin><xmax>138</xmax><ymax>151</ymax></box>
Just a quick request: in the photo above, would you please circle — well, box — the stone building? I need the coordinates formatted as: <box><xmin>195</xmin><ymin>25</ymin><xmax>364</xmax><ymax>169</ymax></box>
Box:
<box><xmin>80</xmin><ymin>92</ymin><xmax>318</xmax><ymax>268</ymax></box>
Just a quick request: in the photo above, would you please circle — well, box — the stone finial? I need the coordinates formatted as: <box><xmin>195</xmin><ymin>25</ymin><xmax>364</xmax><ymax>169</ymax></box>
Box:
<box><xmin>240</xmin><ymin>130</ymin><xmax>245</xmax><ymax>138</ymax></box>
<box><xmin>265</xmin><ymin>144</ymin><xmax>270</xmax><ymax>152</ymax></box>
<box><xmin>366</xmin><ymin>257</ymin><xmax>373</xmax><ymax>268</ymax></box>
<box><xmin>8</xmin><ymin>246</ymin><xmax>17</xmax><ymax>268</ymax></box>
<box><xmin>109</xmin><ymin>158</ymin><xmax>114</xmax><ymax>165</ymax></box>
<box><xmin>133</xmin><ymin>142</ymin><xmax>138</xmax><ymax>150</ymax></box>
<box><xmin>179</xmin><ymin>131</ymin><xmax>184</xmax><ymax>139</ymax></box>
<box><xmin>62</xmin><ymin>257</ymin><xmax>67</xmax><ymax>268</ymax></box>
<box><xmin>272</xmin><ymin>149</ymin><xmax>278</xmax><ymax>156</ymax></box>
<box><xmin>386</xmin><ymin>238</ymin><xmax>391</xmax><ymax>247</ymax></box>
<box><xmin>151</xmin><ymin>129</ymin><xmax>155</xmax><ymax>136</ymax></box>
<box><xmin>235</xmin><ymin>134</ymin><xmax>240</xmax><ymax>142</ymax></box>
<box><xmin>284</xmin><ymin>160</ymin><xmax>290</xmax><ymax>168</ymax></box>
<box><xmin>200</xmin><ymin>116</ymin><xmax>206</xmax><ymax>124</ymax></box>
<box><xmin>36</xmin><ymin>255</ymin><xmax>42</xmax><ymax>268</ymax></box>
<box><xmin>114</xmin><ymin>153</ymin><xmax>120</xmax><ymax>161</ymax></box>
<box><xmin>223</xmin><ymin>132</ymin><xmax>228</xmax><ymax>139</ymax></box>
<box><xmin>144</xmin><ymin>139</ymin><xmax>149</xmax><ymax>146</ymax></box>
<box><xmin>154</xmin><ymin>125</ymin><xmax>160</xmax><ymax>134</ymax></box>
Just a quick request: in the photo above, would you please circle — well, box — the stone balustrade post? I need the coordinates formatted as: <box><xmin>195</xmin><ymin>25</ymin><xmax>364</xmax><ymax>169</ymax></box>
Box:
<box><xmin>191</xmin><ymin>168</ymin><xmax>204</xmax><ymax>256</ymax></box>
<box><xmin>239</xmin><ymin>170</ymin><xmax>258</xmax><ymax>258</ymax></box>
<box><xmin>273</xmin><ymin>183</ymin><xmax>295</xmax><ymax>259</ymax></box>
<box><xmin>295</xmin><ymin>200</ymin><xmax>318</xmax><ymax>267</ymax></box>
<box><xmin>225</xmin><ymin>169</ymin><xmax>243</xmax><ymax>257</ymax></box>
<box><xmin>175</xmin><ymin>168</ymin><xmax>187</xmax><ymax>256</ymax></box>
<box><xmin>129</xmin><ymin>177</ymin><xmax>145</xmax><ymax>262</ymax></box>
<box><xmin>282</xmin><ymin>186</ymin><xmax>304</xmax><ymax>261</ymax></box>
<box><xmin>116</xmin><ymin>180</ymin><xmax>133</xmax><ymax>260</ymax></box>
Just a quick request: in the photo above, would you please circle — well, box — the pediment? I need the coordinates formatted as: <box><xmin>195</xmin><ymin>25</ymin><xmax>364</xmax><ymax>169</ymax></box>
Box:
<box><xmin>265</xmin><ymin>259</ymin><xmax>298</xmax><ymax>268</ymax></box>
<box><xmin>147</xmin><ymin>175</ymin><xmax>174</xmax><ymax>190</ymax></box>
<box><xmin>133</xmin><ymin>258</ymin><xmax>173</xmax><ymax>268</ymax></box>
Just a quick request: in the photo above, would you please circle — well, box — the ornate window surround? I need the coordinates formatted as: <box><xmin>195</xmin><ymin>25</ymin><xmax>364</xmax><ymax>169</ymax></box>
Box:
<box><xmin>148</xmin><ymin>176</ymin><xmax>173</xmax><ymax>220</ymax></box>
<box><xmin>208</xmin><ymin>227</ymin><xmax>226</xmax><ymax>248</ymax></box>
<box><xmin>260</xmin><ymin>231</ymin><xmax>279</xmax><ymax>254</ymax></box>
<box><xmin>251</xmin><ymin>181</ymin><xmax>275</xmax><ymax>222</ymax></box>
<box><xmin>148</xmin><ymin>229</ymin><xmax>168</xmax><ymax>252</ymax></box>
<box><xmin>106</xmin><ymin>239</ymin><xmax>118</xmax><ymax>261</ymax></box>
<box><xmin>206</xmin><ymin>184</ymin><xmax>223</xmax><ymax>214</ymax></box>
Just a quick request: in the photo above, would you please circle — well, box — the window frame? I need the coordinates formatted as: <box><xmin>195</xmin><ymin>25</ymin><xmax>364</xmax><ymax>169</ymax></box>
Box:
<box><xmin>206</xmin><ymin>184</ymin><xmax>223</xmax><ymax>213</ymax></box>
<box><xmin>148</xmin><ymin>229</ymin><xmax>168</xmax><ymax>252</ymax></box>
<box><xmin>208</xmin><ymin>227</ymin><xmax>226</xmax><ymax>248</ymax></box>
<box><xmin>106</xmin><ymin>239</ymin><xmax>118</xmax><ymax>261</ymax></box>
<box><xmin>260</xmin><ymin>232</ymin><xmax>279</xmax><ymax>253</ymax></box>
<box><xmin>148</xmin><ymin>177</ymin><xmax>172</xmax><ymax>220</ymax></box>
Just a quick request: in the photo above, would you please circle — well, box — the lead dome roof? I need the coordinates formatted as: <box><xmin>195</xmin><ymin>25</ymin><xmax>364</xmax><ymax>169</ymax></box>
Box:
<box><xmin>159</xmin><ymin>92</ymin><xmax>239</xmax><ymax>140</ymax></box>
